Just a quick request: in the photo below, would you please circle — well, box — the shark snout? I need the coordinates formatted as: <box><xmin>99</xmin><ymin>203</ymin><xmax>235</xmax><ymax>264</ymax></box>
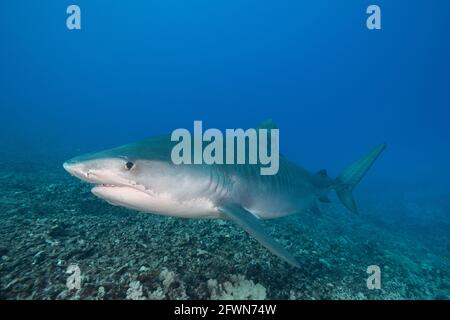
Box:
<box><xmin>63</xmin><ymin>161</ymin><xmax>91</xmax><ymax>181</ymax></box>
<box><xmin>63</xmin><ymin>158</ymin><xmax>129</xmax><ymax>186</ymax></box>
<box><xmin>63</xmin><ymin>160</ymin><xmax>105</xmax><ymax>185</ymax></box>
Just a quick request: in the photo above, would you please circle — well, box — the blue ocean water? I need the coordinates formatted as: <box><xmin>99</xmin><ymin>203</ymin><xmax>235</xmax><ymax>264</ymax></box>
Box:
<box><xmin>0</xmin><ymin>1</ymin><xmax>449</xmax><ymax>299</ymax></box>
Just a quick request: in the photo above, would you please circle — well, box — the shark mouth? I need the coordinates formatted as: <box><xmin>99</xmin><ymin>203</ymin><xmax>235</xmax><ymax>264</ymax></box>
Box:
<box><xmin>90</xmin><ymin>184</ymin><xmax>160</xmax><ymax>212</ymax></box>
<box><xmin>96</xmin><ymin>183</ymin><xmax>149</xmax><ymax>192</ymax></box>
<box><xmin>93</xmin><ymin>182</ymin><xmax>150</xmax><ymax>194</ymax></box>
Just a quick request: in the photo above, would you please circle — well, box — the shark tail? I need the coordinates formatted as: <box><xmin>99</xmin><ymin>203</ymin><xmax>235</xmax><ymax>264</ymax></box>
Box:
<box><xmin>334</xmin><ymin>143</ymin><xmax>386</xmax><ymax>214</ymax></box>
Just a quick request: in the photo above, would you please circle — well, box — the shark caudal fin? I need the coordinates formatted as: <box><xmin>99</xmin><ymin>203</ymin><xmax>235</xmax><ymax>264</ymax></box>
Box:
<box><xmin>334</xmin><ymin>144</ymin><xmax>386</xmax><ymax>214</ymax></box>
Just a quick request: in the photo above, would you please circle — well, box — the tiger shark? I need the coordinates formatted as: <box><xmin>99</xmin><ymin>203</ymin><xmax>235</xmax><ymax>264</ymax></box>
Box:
<box><xmin>63</xmin><ymin>120</ymin><xmax>385</xmax><ymax>267</ymax></box>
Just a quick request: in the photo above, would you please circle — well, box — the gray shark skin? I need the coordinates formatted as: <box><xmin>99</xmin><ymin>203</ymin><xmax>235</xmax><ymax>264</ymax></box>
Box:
<box><xmin>63</xmin><ymin>120</ymin><xmax>386</xmax><ymax>267</ymax></box>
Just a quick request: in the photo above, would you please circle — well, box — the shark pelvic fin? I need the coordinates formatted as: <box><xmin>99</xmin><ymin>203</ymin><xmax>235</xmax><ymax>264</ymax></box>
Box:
<box><xmin>335</xmin><ymin>143</ymin><xmax>386</xmax><ymax>214</ymax></box>
<box><xmin>218</xmin><ymin>203</ymin><xmax>300</xmax><ymax>268</ymax></box>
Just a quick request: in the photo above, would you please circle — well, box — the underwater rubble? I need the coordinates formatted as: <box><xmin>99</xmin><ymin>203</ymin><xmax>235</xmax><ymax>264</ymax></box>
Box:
<box><xmin>0</xmin><ymin>163</ymin><xmax>449</xmax><ymax>300</ymax></box>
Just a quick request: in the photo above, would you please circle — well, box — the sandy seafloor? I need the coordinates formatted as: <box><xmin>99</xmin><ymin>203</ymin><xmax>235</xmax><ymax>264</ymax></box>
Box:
<box><xmin>0</xmin><ymin>161</ymin><xmax>449</xmax><ymax>300</ymax></box>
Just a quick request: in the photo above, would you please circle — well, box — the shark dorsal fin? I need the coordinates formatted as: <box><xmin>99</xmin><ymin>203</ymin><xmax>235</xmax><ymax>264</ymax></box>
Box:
<box><xmin>255</xmin><ymin>118</ymin><xmax>284</xmax><ymax>158</ymax></box>
<box><xmin>256</xmin><ymin>118</ymin><xmax>278</xmax><ymax>130</ymax></box>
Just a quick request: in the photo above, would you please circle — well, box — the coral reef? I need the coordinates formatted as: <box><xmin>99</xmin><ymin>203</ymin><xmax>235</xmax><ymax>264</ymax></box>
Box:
<box><xmin>0</xmin><ymin>162</ymin><xmax>449</xmax><ymax>299</ymax></box>
<box><xmin>207</xmin><ymin>275</ymin><xmax>266</xmax><ymax>299</ymax></box>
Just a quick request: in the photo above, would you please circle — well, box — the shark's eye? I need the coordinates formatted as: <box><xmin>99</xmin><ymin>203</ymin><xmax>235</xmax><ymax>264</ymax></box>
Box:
<box><xmin>125</xmin><ymin>161</ymin><xmax>134</xmax><ymax>170</ymax></box>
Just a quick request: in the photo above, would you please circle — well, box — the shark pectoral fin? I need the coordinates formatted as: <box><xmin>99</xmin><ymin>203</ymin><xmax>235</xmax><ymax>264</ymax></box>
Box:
<box><xmin>218</xmin><ymin>203</ymin><xmax>301</xmax><ymax>268</ymax></box>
